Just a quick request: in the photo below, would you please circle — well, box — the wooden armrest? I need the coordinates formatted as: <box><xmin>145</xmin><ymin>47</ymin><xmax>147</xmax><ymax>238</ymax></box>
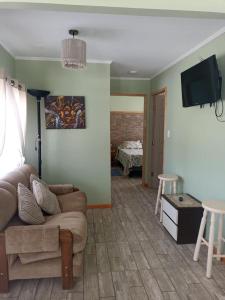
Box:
<box><xmin>59</xmin><ymin>229</ymin><xmax>74</xmax><ymax>290</ymax></box>
<box><xmin>0</xmin><ymin>233</ymin><xmax>9</xmax><ymax>293</ymax></box>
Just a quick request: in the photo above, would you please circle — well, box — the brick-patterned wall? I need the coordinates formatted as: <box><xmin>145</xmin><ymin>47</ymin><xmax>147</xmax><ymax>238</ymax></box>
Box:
<box><xmin>110</xmin><ymin>112</ymin><xmax>144</xmax><ymax>147</ymax></box>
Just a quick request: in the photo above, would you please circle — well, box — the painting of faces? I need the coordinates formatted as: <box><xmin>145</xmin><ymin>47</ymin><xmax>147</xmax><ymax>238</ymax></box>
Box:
<box><xmin>44</xmin><ymin>96</ymin><xmax>85</xmax><ymax>129</ymax></box>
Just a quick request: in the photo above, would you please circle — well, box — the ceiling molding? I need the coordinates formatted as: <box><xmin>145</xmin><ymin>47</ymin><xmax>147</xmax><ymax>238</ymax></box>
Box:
<box><xmin>111</xmin><ymin>76</ymin><xmax>150</xmax><ymax>81</ymax></box>
<box><xmin>150</xmin><ymin>25</ymin><xmax>225</xmax><ymax>80</ymax></box>
<box><xmin>0</xmin><ymin>40</ymin><xmax>15</xmax><ymax>58</ymax></box>
<box><xmin>15</xmin><ymin>56</ymin><xmax>112</xmax><ymax>64</ymax></box>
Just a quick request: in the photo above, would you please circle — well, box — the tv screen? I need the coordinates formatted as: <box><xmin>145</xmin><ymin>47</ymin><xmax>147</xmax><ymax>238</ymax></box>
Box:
<box><xmin>181</xmin><ymin>55</ymin><xmax>221</xmax><ymax>107</ymax></box>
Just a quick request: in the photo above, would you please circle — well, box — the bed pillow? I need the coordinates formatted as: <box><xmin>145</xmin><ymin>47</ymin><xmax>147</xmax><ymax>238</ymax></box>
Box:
<box><xmin>18</xmin><ymin>183</ymin><xmax>45</xmax><ymax>225</ymax></box>
<box><xmin>32</xmin><ymin>180</ymin><xmax>61</xmax><ymax>215</ymax></box>
<box><xmin>120</xmin><ymin>140</ymin><xmax>142</xmax><ymax>149</ymax></box>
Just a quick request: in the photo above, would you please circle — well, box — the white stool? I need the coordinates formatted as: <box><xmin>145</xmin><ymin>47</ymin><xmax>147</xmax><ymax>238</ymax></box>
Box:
<box><xmin>155</xmin><ymin>174</ymin><xmax>178</xmax><ymax>222</ymax></box>
<box><xmin>193</xmin><ymin>200</ymin><xmax>225</xmax><ymax>278</ymax></box>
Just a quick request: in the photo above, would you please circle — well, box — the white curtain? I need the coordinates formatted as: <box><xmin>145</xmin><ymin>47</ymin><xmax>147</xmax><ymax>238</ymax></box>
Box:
<box><xmin>0</xmin><ymin>70</ymin><xmax>27</xmax><ymax>178</ymax></box>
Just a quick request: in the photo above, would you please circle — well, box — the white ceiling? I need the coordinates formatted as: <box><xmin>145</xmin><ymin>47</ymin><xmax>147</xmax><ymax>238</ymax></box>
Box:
<box><xmin>0</xmin><ymin>8</ymin><xmax>225</xmax><ymax>78</ymax></box>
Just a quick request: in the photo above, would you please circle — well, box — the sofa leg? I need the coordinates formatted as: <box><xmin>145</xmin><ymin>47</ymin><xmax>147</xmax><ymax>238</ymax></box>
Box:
<box><xmin>60</xmin><ymin>229</ymin><xmax>73</xmax><ymax>290</ymax></box>
<box><xmin>0</xmin><ymin>233</ymin><xmax>9</xmax><ymax>293</ymax></box>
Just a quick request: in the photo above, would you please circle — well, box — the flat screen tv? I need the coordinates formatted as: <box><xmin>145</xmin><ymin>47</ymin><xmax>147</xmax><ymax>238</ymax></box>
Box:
<box><xmin>181</xmin><ymin>55</ymin><xmax>221</xmax><ymax>107</ymax></box>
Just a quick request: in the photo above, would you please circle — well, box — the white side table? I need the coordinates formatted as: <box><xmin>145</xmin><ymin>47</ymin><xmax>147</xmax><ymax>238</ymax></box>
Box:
<box><xmin>155</xmin><ymin>174</ymin><xmax>178</xmax><ymax>222</ymax></box>
<box><xmin>193</xmin><ymin>200</ymin><xmax>225</xmax><ymax>278</ymax></box>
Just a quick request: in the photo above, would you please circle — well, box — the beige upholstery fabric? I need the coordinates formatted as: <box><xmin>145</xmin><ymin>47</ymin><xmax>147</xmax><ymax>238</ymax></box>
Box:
<box><xmin>48</xmin><ymin>184</ymin><xmax>74</xmax><ymax>195</ymax></box>
<box><xmin>33</xmin><ymin>180</ymin><xmax>61</xmax><ymax>215</ymax></box>
<box><xmin>30</xmin><ymin>174</ymin><xmax>48</xmax><ymax>192</ymax></box>
<box><xmin>5</xmin><ymin>225</ymin><xmax>59</xmax><ymax>254</ymax></box>
<box><xmin>19</xmin><ymin>165</ymin><xmax>38</xmax><ymax>188</ymax></box>
<box><xmin>18</xmin><ymin>183</ymin><xmax>45</xmax><ymax>225</ymax></box>
<box><xmin>0</xmin><ymin>180</ymin><xmax>17</xmax><ymax>197</ymax></box>
<box><xmin>3</xmin><ymin>170</ymin><xmax>29</xmax><ymax>188</ymax></box>
<box><xmin>45</xmin><ymin>212</ymin><xmax>87</xmax><ymax>250</ymax></box>
<box><xmin>19</xmin><ymin>249</ymin><xmax>61</xmax><ymax>264</ymax></box>
<box><xmin>0</xmin><ymin>188</ymin><xmax>17</xmax><ymax>231</ymax></box>
<box><xmin>17</xmin><ymin>212</ymin><xmax>87</xmax><ymax>264</ymax></box>
<box><xmin>58</xmin><ymin>191</ymin><xmax>87</xmax><ymax>214</ymax></box>
<box><xmin>9</xmin><ymin>253</ymin><xmax>83</xmax><ymax>280</ymax></box>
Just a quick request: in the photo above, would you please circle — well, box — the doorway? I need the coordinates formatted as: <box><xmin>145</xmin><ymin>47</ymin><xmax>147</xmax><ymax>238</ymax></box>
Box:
<box><xmin>150</xmin><ymin>88</ymin><xmax>166</xmax><ymax>188</ymax></box>
<box><xmin>110</xmin><ymin>93</ymin><xmax>147</xmax><ymax>185</ymax></box>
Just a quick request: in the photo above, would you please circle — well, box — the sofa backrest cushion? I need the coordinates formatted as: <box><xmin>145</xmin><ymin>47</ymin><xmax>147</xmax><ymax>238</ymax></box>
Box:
<box><xmin>3</xmin><ymin>170</ymin><xmax>29</xmax><ymax>188</ymax></box>
<box><xmin>0</xmin><ymin>188</ymin><xmax>17</xmax><ymax>231</ymax></box>
<box><xmin>0</xmin><ymin>164</ymin><xmax>38</xmax><ymax>230</ymax></box>
<box><xmin>19</xmin><ymin>165</ymin><xmax>38</xmax><ymax>188</ymax></box>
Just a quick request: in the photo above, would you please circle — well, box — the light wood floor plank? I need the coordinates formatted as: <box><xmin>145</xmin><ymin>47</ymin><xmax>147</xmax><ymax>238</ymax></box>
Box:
<box><xmin>98</xmin><ymin>272</ymin><xmax>115</xmax><ymax>298</ymax></box>
<box><xmin>139</xmin><ymin>269</ymin><xmax>164</xmax><ymax>300</ymax></box>
<box><xmin>34</xmin><ymin>278</ymin><xmax>53</xmax><ymax>300</ymax></box>
<box><xmin>129</xmin><ymin>286</ymin><xmax>148</xmax><ymax>300</ymax></box>
<box><xmin>132</xmin><ymin>251</ymin><xmax>150</xmax><ymax>270</ymax></box>
<box><xmin>96</xmin><ymin>243</ymin><xmax>110</xmax><ymax>273</ymax></box>
<box><xmin>18</xmin><ymin>279</ymin><xmax>39</xmax><ymax>300</ymax></box>
<box><xmin>152</xmin><ymin>268</ymin><xmax>175</xmax><ymax>292</ymax></box>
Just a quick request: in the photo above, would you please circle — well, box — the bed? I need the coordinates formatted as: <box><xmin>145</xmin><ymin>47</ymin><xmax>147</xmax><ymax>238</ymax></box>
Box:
<box><xmin>116</xmin><ymin>141</ymin><xmax>143</xmax><ymax>176</ymax></box>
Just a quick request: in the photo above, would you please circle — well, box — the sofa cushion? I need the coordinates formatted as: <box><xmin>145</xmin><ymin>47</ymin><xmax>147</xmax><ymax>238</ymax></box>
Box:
<box><xmin>18</xmin><ymin>183</ymin><xmax>45</xmax><ymax>225</ymax></box>
<box><xmin>0</xmin><ymin>188</ymin><xmax>17</xmax><ymax>230</ymax></box>
<box><xmin>3</xmin><ymin>170</ymin><xmax>29</xmax><ymax>189</ymax></box>
<box><xmin>30</xmin><ymin>174</ymin><xmax>48</xmax><ymax>192</ymax></box>
<box><xmin>57</xmin><ymin>191</ymin><xmax>87</xmax><ymax>214</ymax></box>
<box><xmin>0</xmin><ymin>180</ymin><xmax>17</xmax><ymax>198</ymax></box>
<box><xmin>33</xmin><ymin>180</ymin><xmax>61</xmax><ymax>215</ymax></box>
<box><xmin>19</xmin><ymin>165</ymin><xmax>38</xmax><ymax>188</ymax></box>
<box><xmin>48</xmin><ymin>184</ymin><xmax>74</xmax><ymax>195</ymax></box>
<box><xmin>18</xmin><ymin>211</ymin><xmax>87</xmax><ymax>264</ymax></box>
<box><xmin>45</xmin><ymin>212</ymin><xmax>87</xmax><ymax>252</ymax></box>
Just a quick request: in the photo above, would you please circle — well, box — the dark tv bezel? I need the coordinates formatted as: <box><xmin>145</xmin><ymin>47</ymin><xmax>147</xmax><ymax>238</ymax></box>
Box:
<box><xmin>181</xmin><ymin>55</ymin><xmax>221</xmax><ymax>108</ymax></box>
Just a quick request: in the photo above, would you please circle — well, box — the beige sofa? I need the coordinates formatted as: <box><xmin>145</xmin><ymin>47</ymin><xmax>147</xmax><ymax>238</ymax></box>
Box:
<box><xmin>0</xmin><ymin>164</ymin><xmax>87</xmax><ymax>293</ymax></box>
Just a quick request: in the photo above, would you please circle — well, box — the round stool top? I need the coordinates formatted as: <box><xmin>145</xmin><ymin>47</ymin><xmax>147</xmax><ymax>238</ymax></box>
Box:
<box><xmin>202</xmin><ymin>200</ymin><xmax>225</xmax><ymax>214</ymax></box>
<box><xmin>158</xmin><ymin>174</ymin><xmax>178</xmax><ymax>181</ymax></box>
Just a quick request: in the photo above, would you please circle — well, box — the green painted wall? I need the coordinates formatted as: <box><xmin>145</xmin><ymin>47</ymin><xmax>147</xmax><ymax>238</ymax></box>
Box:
<box><xmin>0</xmin><ymin>44</ymin><xmax>15</xmax><ymax>76</ymax></box>
<box><xmin>151</xmin><ymin>33</ymin><xmax>225</xmax><ymax>238</ymax></box>
<box><xmin>110</xmin><ymin>95</ymin><xmax>144</xmax><ymax>112</ymax></box>
<box><xmin>15</xmin><ymin>60</ymin><xmax>111</xmax><ymax>205</ymax></box>
<box><xmin>110</xmin><ymin>78</ymin><xmax>151</xmax><ymax>183</ymax></box>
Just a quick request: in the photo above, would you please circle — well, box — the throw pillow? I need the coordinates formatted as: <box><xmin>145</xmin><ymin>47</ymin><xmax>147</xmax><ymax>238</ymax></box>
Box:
<box><xmin>32</xmin><ymin>180</ymin><xmax>61</xmax><ymax>215</ymax></box>
<box><xmin>18</xmin><ymin>183</ymin><xmax>45</xmax><ymax>225</ymax></box>
<box><xmin>30</xmin><ymin>174</ymin><xmax>49</xmax><ymax>192</ymax></box>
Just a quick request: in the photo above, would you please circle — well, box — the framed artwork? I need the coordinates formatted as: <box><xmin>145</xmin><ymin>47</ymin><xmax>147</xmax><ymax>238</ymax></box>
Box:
<box><xmin>44</xmin><ymin>96</ymin><xmax>85</xmax><ymax>129</ymax></box>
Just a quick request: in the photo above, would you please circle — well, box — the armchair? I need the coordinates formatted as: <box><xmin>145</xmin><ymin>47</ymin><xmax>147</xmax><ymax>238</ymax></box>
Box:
<box><xmin>0</xmin><ymin>164</ymin><xmax>87</xmax><ymax>293</ymax></box>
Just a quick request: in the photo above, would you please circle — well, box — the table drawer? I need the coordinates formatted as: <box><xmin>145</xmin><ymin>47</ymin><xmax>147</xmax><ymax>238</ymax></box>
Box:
<box><xmin>162</xmin><ymin>212</ymin><xmax>178</xmax><ymax>241</ymax></box>
<box><xmin>162</xmin><ymin>198</ymin><xmax>178</xmax><ymax>224</ymax></box>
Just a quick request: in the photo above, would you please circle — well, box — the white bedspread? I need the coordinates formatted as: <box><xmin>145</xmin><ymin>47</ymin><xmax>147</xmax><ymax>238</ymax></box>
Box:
<box><xmin>116</xmin><ymin>148</ymin><xmax>143</xmax><ymax>175</ymax></box>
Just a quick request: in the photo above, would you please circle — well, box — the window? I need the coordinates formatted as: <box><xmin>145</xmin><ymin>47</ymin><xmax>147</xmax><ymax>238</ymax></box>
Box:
<box><xmin>0</xmin><ymin>71</ymin><xmax>27</xmax><ymax>178</ymax></box>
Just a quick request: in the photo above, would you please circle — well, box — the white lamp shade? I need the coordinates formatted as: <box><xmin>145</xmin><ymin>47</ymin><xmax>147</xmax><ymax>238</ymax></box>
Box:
<box><xmin>61</xmin><ymin>38</ymin><xmax>86</xmax><ymax>69</ymax></box>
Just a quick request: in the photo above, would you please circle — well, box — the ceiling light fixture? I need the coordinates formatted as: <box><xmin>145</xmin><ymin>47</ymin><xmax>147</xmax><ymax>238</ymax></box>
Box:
<box><xmin>61</xmin><ymin>29</ymin><xmax>86</xmax><ymax>69</ymax></box>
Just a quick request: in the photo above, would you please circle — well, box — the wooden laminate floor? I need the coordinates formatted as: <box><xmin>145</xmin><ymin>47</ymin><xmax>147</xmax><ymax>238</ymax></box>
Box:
<box><xmin>1</xmin><ymin>177</ymin><xmax>225</xmax><ymax>300</ymax></box>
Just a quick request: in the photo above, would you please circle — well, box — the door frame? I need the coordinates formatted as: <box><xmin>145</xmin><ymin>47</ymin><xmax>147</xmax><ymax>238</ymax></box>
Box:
<box><xmin>110</xmin><ymin>93</ymin><xmax>147</xmax><ymax>186</ymax></box>
<box><xmin>150</xmin><ymin>87</ymin><xmax>167</xmax><ymax>189</ymax></box>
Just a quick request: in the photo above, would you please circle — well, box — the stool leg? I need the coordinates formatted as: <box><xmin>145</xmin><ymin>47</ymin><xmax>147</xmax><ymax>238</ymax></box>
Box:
<box><xmin>160</xmin><ymin>181</ymin><xmax>165</xmax><ymax>223</ymax></box>
<box><xmin>170</xmin><ymin>182</ymin><xmax>173</xmax><ymax>194</ymax></box>
<box><xmin>193</xmin><ymin>209</ymin><xmax>207</xmax><ymax>261</ymax></box>
<box><xmin>206</xmin><ymin>212</ymin><xmax>215</xmax><ymax>278</ymax></box>
<box><xmin>155</xmin><ymin>180</ymin><xmax>162</xmax><ymax>216</ymax></box>
<box><xmin>173</xmin><ymin>181</ymin><xmax>177</xmax><ymax>194</ymax></box>
<box><xmin>217</xmin><ymin>214</ymin><xmax>224</xmax><ymax>261</ymax></box>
